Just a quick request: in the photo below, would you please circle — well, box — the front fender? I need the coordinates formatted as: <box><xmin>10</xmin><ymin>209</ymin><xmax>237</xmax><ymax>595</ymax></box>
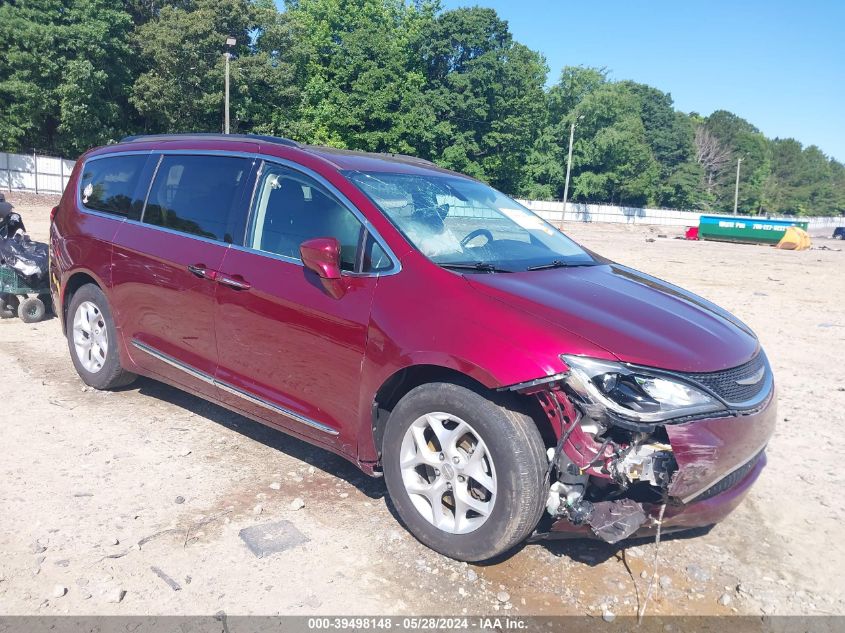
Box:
<box><xmin>353</xmin><ymin>257</ymin><xmax>613</xmax><ymax>464</ymax></box>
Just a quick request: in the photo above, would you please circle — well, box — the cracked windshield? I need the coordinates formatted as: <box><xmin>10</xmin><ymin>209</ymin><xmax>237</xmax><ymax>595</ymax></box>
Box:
<box><xmin>346</xmin><ymin>171</ymin><xmax>597</xmax><ymax>272</ymax></box>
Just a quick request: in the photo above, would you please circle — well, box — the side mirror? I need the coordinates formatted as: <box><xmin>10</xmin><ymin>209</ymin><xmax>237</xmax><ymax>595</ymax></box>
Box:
<box><xmin>300</xmin><ymin>237</ymin><xmax>342</xmax><ymax>280</ymax></box>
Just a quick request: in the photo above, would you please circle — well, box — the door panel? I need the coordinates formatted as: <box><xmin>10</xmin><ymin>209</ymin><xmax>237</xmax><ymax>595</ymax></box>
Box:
<box><xmin>214</xmin><ymin>249</ymin><xmax>377</xmax><ymax>449</ymax></box>
<box><xmin>213</xmin><ymin>162</ymin><xmax>381</xmax><ymax>452</ymax></box>
<box><xmin>112</xmin><ymin>225</ymin><xmax>227</xmax><ymax>395</ymax></box>
<box><xmin>111</xmin><ymin>152</ymin><xmax>255</xmax><ymax>396</ymax></box>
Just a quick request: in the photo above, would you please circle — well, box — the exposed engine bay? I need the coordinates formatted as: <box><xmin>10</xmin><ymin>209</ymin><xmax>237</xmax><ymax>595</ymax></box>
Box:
<box><xmin>539</xmin><ymin>387</ymin><xmax>676</xmax><ymax>543</ymax></box>
<box><xmin>501</xmin><ymin>350</ymin><xmax>775</xmax><ymax>544</ymax></box>
<box><xmin>510</xmin><ymin>379</ymin><xmax>681</xmax><ymax>544</ymax></box>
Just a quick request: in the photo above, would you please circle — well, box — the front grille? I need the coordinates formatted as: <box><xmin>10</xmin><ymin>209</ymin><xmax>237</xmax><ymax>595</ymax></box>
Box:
<box><xmin>684</xmin><ymin>352</ymin><xmax>769</xmax><ymax>405</ymax></box>
<box><xmin>691</xmin><ymin>451</ymin><xmax>764</xmax><ymax>502</ymax></box>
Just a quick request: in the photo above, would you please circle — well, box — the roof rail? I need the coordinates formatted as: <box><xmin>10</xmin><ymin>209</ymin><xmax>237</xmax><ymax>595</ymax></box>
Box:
<box><xmin>119</xmin><ymin>133</ymin><xmax>300</xmax><ymax>148</ymax></box>
<box><xmin>375</xmin><ymin>152</ymin><xmax>439</xmax><ymax>168</ymax></box>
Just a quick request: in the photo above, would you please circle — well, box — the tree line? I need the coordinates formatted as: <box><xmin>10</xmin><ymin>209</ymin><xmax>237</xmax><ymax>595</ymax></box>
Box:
<box><xmin>1</xmin><ymin>0</ymin><xmax>843</xmax><ymax>216</ymax></box>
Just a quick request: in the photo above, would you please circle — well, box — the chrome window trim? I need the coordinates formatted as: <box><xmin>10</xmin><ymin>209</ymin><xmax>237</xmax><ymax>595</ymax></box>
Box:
<box><xmin>228</xmin><ymin>242</ymin><xmax>299</xmax><ymax>265</ymax></box>
<box><xmin>76</xmin><ymin>148</ymin><xmax>401</xmax><ymax>276</ymax></box>
<box><xmin>73</xmin><ymin>207</ymin><xmax>127</xmax><ymax>223</ymax></box>
<box><xmin>131</xmin><ymin>339</ymin><xmax>338</xmax><ymax>436</ymax></box>
<box><xmin>122</xmin><ymin>216</ymin><xmax>233</xmax><ymax>248</ymax></box>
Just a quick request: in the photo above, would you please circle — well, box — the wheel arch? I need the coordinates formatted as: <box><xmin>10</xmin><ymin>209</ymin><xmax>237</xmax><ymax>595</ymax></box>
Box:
<box><xmin>61</xmin><ymin>270</ymin><xmax>105</xmax><ymax>334</ymax></box>
<box><xmin>365</xmin><ymin>363</ymin><xmax>555</xmax><ymax>469</ymax></box>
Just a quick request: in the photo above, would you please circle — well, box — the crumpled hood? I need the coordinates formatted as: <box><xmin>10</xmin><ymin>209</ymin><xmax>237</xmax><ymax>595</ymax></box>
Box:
<box><xmin>466</xmin><ymin>264</ymin><xmax>759</xmax><ymax>373</ymax></box>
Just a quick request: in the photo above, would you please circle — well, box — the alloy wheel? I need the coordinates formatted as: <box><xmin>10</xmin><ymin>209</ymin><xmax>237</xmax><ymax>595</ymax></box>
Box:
<box><xmin>72</xmin><ymin>300</ymin><xmax>108</xmax><ymax>373</ymax></box>
<box><xmin>399</xmin><ymin>412</ymin><xmax>497</xmax><ymax>535</ymax></box>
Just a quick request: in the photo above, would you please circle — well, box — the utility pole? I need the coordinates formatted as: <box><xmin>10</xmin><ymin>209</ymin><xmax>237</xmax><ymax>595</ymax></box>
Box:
<box><xmin>561</xmin><ymin>115</ymin><xmax>584</xmax><ymax>230</ymax></box>
<box><xmin>733</xmin><ymin>156</ymin><xmax>743</xmax><ymax>215</ymax></box>
<box><xmin>224</xmin><ymin>37</ymin><xmax>236</xmax><ymax>134</ymax></box>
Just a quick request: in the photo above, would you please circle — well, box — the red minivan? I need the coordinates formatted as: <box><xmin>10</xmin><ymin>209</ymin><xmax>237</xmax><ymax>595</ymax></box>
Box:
<box><xmin>51</xmin><ymin>134</ymin><xmax>776</xmax><ymax>561</ymax></box>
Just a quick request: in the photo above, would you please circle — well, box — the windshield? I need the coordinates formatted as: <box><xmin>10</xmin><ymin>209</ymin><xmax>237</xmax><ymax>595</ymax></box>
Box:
<box><xmin>344</xmin><ymin>171</ymin><xmax>597</xmax><ymax>272</ymax></box>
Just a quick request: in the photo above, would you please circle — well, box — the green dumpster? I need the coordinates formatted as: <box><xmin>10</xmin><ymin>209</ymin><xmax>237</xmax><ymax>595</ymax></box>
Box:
<box><xmin>697</xmin><ymin>215</ymin><xmax>809</xmax><ymax>244</ymax></box>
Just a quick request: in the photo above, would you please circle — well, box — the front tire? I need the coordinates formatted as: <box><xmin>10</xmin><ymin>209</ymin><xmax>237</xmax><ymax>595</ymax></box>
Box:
<box><xmin>66</xmin><ymin>284</ymin><xmax>136</xmax><ymax>390</ymax></box>
<box><xmin>382</xmin><ymin>382</ymin><xmax>547</xmax><ymax>562</ymax></box>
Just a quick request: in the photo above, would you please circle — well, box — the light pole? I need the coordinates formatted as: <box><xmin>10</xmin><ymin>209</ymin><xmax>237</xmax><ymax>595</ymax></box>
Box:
<box><xmin>224</xmin><ymin>36</ymin><xmax>236</xmax><ymax>134</ymax></box>
<box><xmin>561</xmin><ymin>115</ymin><xmax>584</xmax><ymax>229</ymax></box>
<box><xmin>733</xmin><ymin>156</ymin><xmax>743</xmax><ymax>215</ymax></box>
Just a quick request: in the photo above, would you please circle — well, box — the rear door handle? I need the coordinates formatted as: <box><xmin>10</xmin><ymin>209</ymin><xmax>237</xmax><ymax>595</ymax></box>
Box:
<box><xmin>217</xmin><ymin>275</ymin><xmax>251</xmax><ymax>291</ymax></box>
<box><xmin>187</xmin><ymin>264</ymin><xmax>212</xmax><ymax>279</ymax></box>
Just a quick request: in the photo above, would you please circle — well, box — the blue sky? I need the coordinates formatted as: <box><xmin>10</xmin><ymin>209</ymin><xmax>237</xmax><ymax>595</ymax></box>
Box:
<box><xmin>440</xmin><ymin>0</ymin><xmax>845</xmax><ymax>161</ymax></box>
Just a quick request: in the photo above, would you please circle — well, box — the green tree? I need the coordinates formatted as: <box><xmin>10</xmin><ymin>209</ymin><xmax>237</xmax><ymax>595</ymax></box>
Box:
<box><xmin>232</xmin><ymin>0</ymin><xmax>307</xmax><ymax>138</ymax></box>
<box><xmin>767</xmin><ymin>139</ymin><xmax>845</xmax><ymax>216</ymax></box>
<box><xmin>569</xmin><ymin>83</ymin><xmax>660</xmax><ymax>207</ymax></box>
<box><xmin>521</xmin><ymin>66</ymin><xmax>607</xmax><ymax>200</ymax></box>
<box><xmin>286</xmin><ymin>0</ymin><xmax>435</xmax><ymax>152</ymax></box>
<box><xmin>416</xmin><ymin>7</ymin><xmax>548</xmax><ymax>192</ymax></box>
<box><xmin>130</xmin><ymin>0</ymin><xmax>258</xmax><ymax>133</ymax></box>
<box><xmin>705</xmin><ymin>110</ymin><xmax>770</xmax><ymax>214</ymax></box>
<box><xmin>0</xmin><ymin>0</ymin><xmax>135</xmax><ymax>156</ymax></box>
<box><xmin>621</xmin><ymin>82</ymin><xmax>702</xmax><ymax>208</ymax></box>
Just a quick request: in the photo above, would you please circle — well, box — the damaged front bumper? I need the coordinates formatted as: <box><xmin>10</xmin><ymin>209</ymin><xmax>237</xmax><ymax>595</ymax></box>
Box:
<box><xmin>546</xmin><ymin>442</ymin><xmax>768</xmax><ymax>540</ymax></box>
<box><xmin>510</xmin><ymin>368</ymin><xmax>777</xmax><ymax>543</ymax></box>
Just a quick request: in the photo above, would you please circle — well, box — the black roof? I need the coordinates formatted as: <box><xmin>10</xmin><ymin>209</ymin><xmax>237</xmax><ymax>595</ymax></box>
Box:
<box><xmin>119</xmin><ymin>133</ymin><xmax>300</xmax><ymax>148</ymax></box>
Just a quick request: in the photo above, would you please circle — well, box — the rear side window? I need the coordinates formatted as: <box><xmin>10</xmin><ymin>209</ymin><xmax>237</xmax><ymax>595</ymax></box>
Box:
<box><xmin>79</xmin><ymin>155</ymin><xmax>147</xmax><ymax>218</ymax></box>
<box><xmin>143</xmin><ymin>155</ymin><xmax>250</xmax><ymax>242</ymax></box>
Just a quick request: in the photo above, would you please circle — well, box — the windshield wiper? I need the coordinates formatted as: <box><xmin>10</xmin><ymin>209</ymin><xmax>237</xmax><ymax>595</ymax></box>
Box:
<box><xmin>526</xmin><ymin>259</ymin><xmax>570</xmax><ymax>271</ymax></box>
<box><xmin>439</xmin><ymin>261</ymin><xmax>513</xmax><ymax>273</ymax></box>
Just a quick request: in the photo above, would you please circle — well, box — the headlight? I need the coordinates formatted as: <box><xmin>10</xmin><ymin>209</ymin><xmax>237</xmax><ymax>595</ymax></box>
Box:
<box><xmin>561</xmin><ymin>355</ymin><xmax>724</xmax><ymax>423</ymax></box>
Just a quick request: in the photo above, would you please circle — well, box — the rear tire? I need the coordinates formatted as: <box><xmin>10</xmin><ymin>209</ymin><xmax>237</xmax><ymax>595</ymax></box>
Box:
<box><xmin>66</xmin><ymin>284</ymin><xmax>136</xmax><ymax>390</ymax></box>
<box><xmin>18</xmin><ymin>297</ymin><xmax>45</xmax><ymax>323</ymax></box>
<box><xmin>382</xmin><ymin>382</ymin><xmax>548</xmax><ymax>562</ymax></box>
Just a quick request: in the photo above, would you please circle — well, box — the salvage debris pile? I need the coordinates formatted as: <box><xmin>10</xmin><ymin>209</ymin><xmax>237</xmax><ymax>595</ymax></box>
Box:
<box><xmin>0</xmin><ymin>195</ymin><xmax>48</xmax><ymax>283</ymax></box>
<box><xmin>0</xmin><ymin>194</ymin><xmax>51</xmax><ymax>322</ymax></box>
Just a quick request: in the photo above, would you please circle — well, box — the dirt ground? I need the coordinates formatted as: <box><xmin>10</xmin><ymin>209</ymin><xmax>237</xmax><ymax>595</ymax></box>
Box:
<box><xmin>1</xmin><ymin>191</ymin><xmax>844</xmax><ymax>618</ymax></box>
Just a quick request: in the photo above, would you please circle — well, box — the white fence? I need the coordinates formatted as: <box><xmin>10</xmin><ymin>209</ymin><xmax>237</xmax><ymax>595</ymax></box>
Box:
<box><xmin>2</xmin><ymin>151</ymin><xmax>840</xmax><ymax>231</ymax></box>
<box><xmin>519</xmin><ymin>200</ymin><xmax>842</xmax><ymax>233</ymax></box>
<box><xmin>1</xmin><ymin>151</ymin><xmax>76</xmax><ymax>194</ymax></box>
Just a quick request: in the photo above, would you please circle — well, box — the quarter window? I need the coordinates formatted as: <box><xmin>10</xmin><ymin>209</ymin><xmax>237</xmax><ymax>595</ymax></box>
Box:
<box><xmin>248</xmin><ymin>165</ymin><xmax>367</xmax><ymax>271</ymax></box>
<box><xmin>143</xmin><ymin>155</ymin><xmax>250</xmax><ymax>242</ymax></box>
<box><xmin>79</xmin><ymin>155</ymin><xmax>147</xmax><ymax>218</ymax></box>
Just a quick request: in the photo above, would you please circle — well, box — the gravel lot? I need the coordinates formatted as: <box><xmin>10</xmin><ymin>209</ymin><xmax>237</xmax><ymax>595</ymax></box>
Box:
<box><xmin>1</xmin><ymin>192</ymin><xmax>844</xmax><ymax>617</ymax></box>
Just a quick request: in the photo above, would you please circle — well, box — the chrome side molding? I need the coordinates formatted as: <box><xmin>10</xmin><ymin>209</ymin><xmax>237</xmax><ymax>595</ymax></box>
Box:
<box><xmin>131</xmin><ymin>339</ymin><xmax>214</xmax><ymax>384</ymax></box>
<box><xmin>131</xmin><ymin>339</ymin><xmax>339</xmax><ymax>436</ymax></box>
<box><xmin>213</xmin><ymin>380</ymin><xmax>338</xmax><ymax>435</ymax></box>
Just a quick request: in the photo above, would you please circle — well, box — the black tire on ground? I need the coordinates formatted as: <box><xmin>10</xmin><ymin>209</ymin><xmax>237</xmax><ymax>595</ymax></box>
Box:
<box><xmin>382</xmin><ymin>382</ymin><xmax>548</xmax><ymax>562</ymax></box>
<box><xmin>18</xmin><ymin>297</ymin><xmax>46</xmax><ymax>323</ymax></box>
<box><xmin>65</xmin><ymin>283</ymin><xmax>137</xmax><ymax>390</ymax></box>
<box><xmin>0</xmin><ymin>294</ymin><xmax>19</xmax><ymax>319</ymax></box>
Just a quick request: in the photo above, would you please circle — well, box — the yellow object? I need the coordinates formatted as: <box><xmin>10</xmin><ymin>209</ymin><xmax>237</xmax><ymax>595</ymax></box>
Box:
<box><xmin>777</xmin><ymin>226</ymin><xmax>812</xmax><ymax>250</ymax></box>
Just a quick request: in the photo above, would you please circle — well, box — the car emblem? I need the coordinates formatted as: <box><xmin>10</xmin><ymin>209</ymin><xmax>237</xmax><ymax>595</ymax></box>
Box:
<box><xmin>736</xmin><ymin>367</ymin><xmax>765</xmax><ymax>386</ymax></box>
